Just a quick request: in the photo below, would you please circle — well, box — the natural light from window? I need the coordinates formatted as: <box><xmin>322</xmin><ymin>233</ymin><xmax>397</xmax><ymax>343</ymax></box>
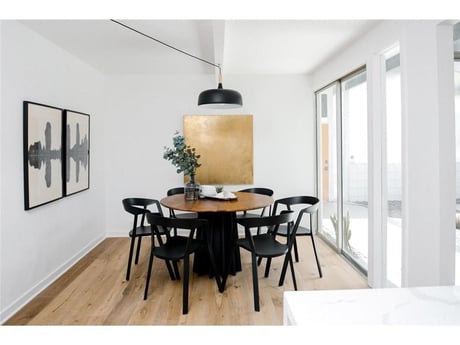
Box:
<box><xmin>384</xmin><ymin>47</ymin><xmax>402</xmax><ymax>287</ymax></box>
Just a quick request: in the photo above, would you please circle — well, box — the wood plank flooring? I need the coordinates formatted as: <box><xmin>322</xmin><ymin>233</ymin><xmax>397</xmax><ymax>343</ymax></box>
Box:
<box><xmin>5</xmin><ymin>236</ymin><xmax>368</xmax><ymax>325</ymax></box>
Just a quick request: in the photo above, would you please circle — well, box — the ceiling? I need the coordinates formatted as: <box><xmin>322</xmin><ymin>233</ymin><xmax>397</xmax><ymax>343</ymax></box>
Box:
<box><xmin>20</xmin><ymin>19</ymin><xmax>379</xmax><ymax>75</ymax></box>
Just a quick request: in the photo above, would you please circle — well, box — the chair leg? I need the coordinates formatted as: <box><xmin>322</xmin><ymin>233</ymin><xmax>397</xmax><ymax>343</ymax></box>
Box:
<box><xmin>289</xmin><ymin>252</ymin><xmax>297</xmax><ymax>290</ymax></box>
<box><xmin>264</xmin><ymin>257</ymin><xmax>272</xmax><ymax>278</ymax></box>
<box><xmin>182</xmin><ymin>255</ymin><xmax>190</xmax><ymax>314</ymax></box>
<box><xmin>126</xmin><ymin>236</ymin><xmax>136</xmax><ymax>280</ymax></box>
<box><xmin>164</xmin><ymin>260</ymin><xmax>177</xmax><ymax>280</ymax></box>
<box><xmin>135</xmin><ymin>236</ymin><xmax>142</xmax><ymax>264</ymax></box>
<box><xmin>251</xmin><ymin>252</ymin><xmax>260</xmax><ymax>312</ymax></box>
<box><xmin>257</xmin><ymin>256</ymin><xmax>263</xmax><ymax>266</ymax></box>
<box><xmin>278</xmin><ymin>252</ymin><xmax>290</xmax><ymax>287</ymax></box>
<box><xmin>310</xmin><ymin>234</ymin><xmax>323</xmax><ymax>278</ymax></box>
<box><xmin>293</xmin><ymin>237</ymin><xmax>299</xmax><ymax>262</ymax></box>
<box><xmin>173</xmin><ymin>260</ymin><xmax>181</xmax><ymax>280</ymax></box>
<box><xmin>143</xmin><ymin>249</ymin><xmax>155</xmax><ymax>300</ymax></box>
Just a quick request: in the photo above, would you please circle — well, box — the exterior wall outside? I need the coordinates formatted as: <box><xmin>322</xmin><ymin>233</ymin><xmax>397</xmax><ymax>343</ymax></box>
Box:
<box><xmin>345</xmin><ymin>162</ymin><xmax>401</xmax><ymax>201</ymax></box>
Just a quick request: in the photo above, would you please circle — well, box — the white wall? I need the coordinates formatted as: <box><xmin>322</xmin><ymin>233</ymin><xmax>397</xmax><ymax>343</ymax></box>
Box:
<box><xmin>104</xmin><ymin>73</ymin><xmax>315</xmax><ymax>236</ymax></box>
<box><xmin>0</xmin><ymin>21</ymin><xmax>106</xmax><ymax>322</ymax></box>
<box><xmin>0</xmin><ymin>22</ymin><xmax>3</xmax><ymax>309</ymax></box>
<box><xmin>312</xmin><ymin>21</ymin><xmax>402</xmax><ymax>90</ymax></box>
<box><xmin>312</xmin><ymin>20</ymin><xmax>456</xmax><ymax>287</ymax></box>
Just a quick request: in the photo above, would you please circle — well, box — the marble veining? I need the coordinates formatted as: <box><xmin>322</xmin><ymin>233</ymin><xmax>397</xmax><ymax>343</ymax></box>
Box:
<box><xmin>284</xmin><ymin>286</ymin><xmax>460</xmax><ymax>325</ymax></box>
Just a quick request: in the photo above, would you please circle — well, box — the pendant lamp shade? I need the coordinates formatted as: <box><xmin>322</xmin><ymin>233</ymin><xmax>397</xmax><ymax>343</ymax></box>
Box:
<box><xmin>198</xmin><ymin>82</ymin><xmax>243</xmax><ymax>109</ymax></box>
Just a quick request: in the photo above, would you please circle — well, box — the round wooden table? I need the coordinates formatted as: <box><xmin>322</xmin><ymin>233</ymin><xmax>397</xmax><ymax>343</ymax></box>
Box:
<box><xmin>161</xmin><ymin>191</ymin><xmax>273</xmax><ymax>213</ymax></box>
<box><xmin>161</xmin><ymin>191</ymin><xmax>273</xmax><ymax>291</ymax></box>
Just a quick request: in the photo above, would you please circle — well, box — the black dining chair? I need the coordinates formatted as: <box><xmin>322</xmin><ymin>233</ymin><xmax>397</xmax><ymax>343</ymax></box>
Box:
<box><xmin>237</xmin><ymin>187</ymin><xmax>274</xmax><ymax>218</ymax></box>
<box><xmin>167</xmin><ymin>187</ymin><xmax>199</xmax><ymax>219</ymax></box>
<box><xmin>167</xmin><ymin>187</ymin><xmax>199</xmax><ymax>237</ymax></box>
<box><xmin>237</xmin><ymin>187</ymin><xmax>274</xmax><ymax>235</ymax></box>
<box><xmin>236</xmin><ymin>211</ymin><xmax>296</xmax><ymax>312</ymax></box>
<box><xmin>144</xmin><ymin>214</ymin><xmax>220</xmax><ymax>314</ymax></box>
<box><xmin>122</xmin><ymin>198</ymin><xmax>177</xmax><ymax>281</ymax></box>
<box><xmin>270</xmin><ymin>196</ymin><xmax>322</xmax><ymax>279</ymax></box>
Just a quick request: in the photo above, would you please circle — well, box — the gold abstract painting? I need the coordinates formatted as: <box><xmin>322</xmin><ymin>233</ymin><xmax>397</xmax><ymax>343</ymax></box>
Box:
<box><xmin>183</xmin><ymin>115</ymin><xmax>253</xmax><ymax>185</ymax></box>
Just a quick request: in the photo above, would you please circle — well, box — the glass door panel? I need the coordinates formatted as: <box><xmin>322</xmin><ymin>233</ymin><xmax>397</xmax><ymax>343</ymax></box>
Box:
<box><xmin>317</xmin><ymin>84</ymin><xmax>338</xmax><ymax>247</ymax></box>
<box><xmin>384</xmin><ymin>49</ymin><xmax>402</xmax><ymax>287</ymax></box>
<box><xmin>341</xmin><ymin>69</ymin><xmax>368</xmax><ymax>270</ymax></box>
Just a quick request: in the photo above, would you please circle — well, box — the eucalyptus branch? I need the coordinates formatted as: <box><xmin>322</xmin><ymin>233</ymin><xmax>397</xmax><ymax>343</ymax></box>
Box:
<box><xmin>163</xmin><ymin>131</ymin><xmax>201</xmax><ymax>176</ymax></box>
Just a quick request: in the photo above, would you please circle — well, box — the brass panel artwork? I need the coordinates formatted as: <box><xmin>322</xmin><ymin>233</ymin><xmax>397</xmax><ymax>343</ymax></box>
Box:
<box><xmin>183</xmin><ymin>115</ymin><xmax>253</xmax><ymax>185</ymax></box>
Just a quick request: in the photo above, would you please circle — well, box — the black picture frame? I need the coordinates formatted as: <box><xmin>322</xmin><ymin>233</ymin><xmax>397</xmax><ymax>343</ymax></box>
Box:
<box><xmin>23</xmin><ymin>101</ymin><xmax>64</xmax><ymax>210</ymax></box>
<box><xmin>63</xmin><ymin>109</ymin><xmax>90</xmax><ymax>196</ymax></box>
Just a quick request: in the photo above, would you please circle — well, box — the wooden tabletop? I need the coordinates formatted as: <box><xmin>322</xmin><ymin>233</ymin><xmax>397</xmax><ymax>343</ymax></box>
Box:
<box><xmin>161</xmin><ymin>191</ymin><xmax>273</xmax><ymax>213</ymax></box>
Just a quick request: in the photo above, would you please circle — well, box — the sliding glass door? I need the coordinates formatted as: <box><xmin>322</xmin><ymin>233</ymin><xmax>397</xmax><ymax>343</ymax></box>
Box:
<box><xmin>316</xmin><ymin>68</ymin><xmax>368</xmax><ymax>272</ymax></box>
<box><xmin>384</xmin><ymin>47</ymin><xmax>402</xmax><ymax>287</ymax></box>
<box><xmin>341</xmin><ymin>69</ymin><xmax>368</xmax><ymax>270</ymax></box>
<box><xmin>317</xmin><ymin>83</ymin><xmax>339</xmax><ymax>247</ymax></box>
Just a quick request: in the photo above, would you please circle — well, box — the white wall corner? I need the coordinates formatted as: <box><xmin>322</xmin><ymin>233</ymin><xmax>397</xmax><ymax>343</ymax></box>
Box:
<box><xmin>436</xmin><ymin>22</ymin><xmax>456</xmax><ymax>285</ymax></box>
<box><xmin>367</xmin><ymin>53</ymin><xmax>385</xmax><ymax>288</ymax></box>
<box><xmin>401</xmin><ymin>20</ymin><xmax>456</xmax><ymax>286</ymax></box>
<box><xmin>0</xmin><ymin>20</ymin><xmax>4</xmax><ymax>300</ymax></box>
<box><xmin>0</xmin><ymin>234</ymin><xmax>104</xmax><ymax>324</ymax></box>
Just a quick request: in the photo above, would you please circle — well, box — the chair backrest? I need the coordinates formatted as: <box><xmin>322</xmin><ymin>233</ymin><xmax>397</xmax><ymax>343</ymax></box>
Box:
<box><xmin>122</xmin><ymin>198</ymin><xmax>163</xmax><ymax>228</ymax></box>
<box><xmin>236</xmin><ymin>211</ymin><xmax>296</xmax><ymax>250</ymax></box>
<box><xmin>146</xmin><ymin>214</ymin><xmax>208</xmax><ymax>252</ymax></box>
<box><xmin>167</xmin><ymin>187</ymin><xmax>185</xmax><ymax>196</ymax></box>
<box><xmin>272</xmin><ymin>196</ymin><xmax>319</xmax><ymax>214</ymax></box>
<box><xmin>238</xmin><ymin>187</ymin><xmax>274</xmax><ymax>216</ymax></box>
<box><xmin>272</xmin><ymin>196</ymin><xmax>320</xmax><ymax>231</ymax></box>
<box><xmin>238</xmin><ymin>187</ymin><xmax>274</xmax><ymax>197</ymax></box>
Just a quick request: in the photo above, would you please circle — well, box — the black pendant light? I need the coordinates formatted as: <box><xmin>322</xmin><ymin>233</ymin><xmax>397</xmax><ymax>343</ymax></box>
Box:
<box><xmin>111</xmin><ymin>20</ymin><xmax>243</xmax><ymax>109</ymax></box>
<box><xmin>198</xmin><ymin>66</ymin><xmax>243</xmax><ymax>108</ymax></box>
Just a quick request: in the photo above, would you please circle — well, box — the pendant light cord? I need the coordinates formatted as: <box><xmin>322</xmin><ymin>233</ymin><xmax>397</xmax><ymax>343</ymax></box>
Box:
<box><xmin>110</xmin><ymin>19</ymin><xmax>222</xmax><ymax>74</ymax></box>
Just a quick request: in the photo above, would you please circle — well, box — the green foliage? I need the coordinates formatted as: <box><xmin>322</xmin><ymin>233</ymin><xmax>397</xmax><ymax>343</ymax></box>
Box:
<box><xmin>163</xmin><ymin>131</ymin><xmax>201</xmax><ymax>176</ymax></box>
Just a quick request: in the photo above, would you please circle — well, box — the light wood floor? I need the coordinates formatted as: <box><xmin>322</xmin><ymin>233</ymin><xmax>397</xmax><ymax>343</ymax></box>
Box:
<box><xmin>5</xmin><ymin>236</ymin><xmax>368</xmax><ymax>325</ymax></box>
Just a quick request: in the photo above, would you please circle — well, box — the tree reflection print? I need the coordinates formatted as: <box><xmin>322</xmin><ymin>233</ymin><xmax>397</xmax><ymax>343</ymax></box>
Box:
<box><xmin>23</xmin><ymin>101</ymin><xmax>64</xmax><ymax>210</ymax></box>
<box><xmin>64</xmin><ymin>110</ymin><xmax>90</xmax><ymax>196</ymax></box>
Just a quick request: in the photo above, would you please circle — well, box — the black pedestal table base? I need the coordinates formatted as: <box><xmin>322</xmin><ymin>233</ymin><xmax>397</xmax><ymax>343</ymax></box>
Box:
<box><xmin>193</xmin><ymin>211</ymin><xmax>241</xmax><ymax>292</ymax></box>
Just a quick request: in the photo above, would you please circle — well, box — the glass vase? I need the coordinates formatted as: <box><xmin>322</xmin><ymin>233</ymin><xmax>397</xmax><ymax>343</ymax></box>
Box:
<box><xmin>184</xmin><ymin>174</ymin><xmax>200</xmax><ymax>200</ymax></box>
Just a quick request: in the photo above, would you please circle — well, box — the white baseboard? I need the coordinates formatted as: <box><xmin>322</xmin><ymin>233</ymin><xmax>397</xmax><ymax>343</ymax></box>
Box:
<box><xmin>106</xmin><ymin>231</ymin><xmax>128</xmax><ymax>237</ymax></box>
<box><xmin>0</xmin><ymin>234</ymin><xmax>105</xmax><ymax>324</ymax></box>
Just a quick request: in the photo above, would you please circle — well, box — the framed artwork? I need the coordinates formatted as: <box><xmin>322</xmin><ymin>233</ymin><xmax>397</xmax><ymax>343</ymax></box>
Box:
<box><xmin>23</xmin><ymin>101</ymin><xmax>64</xmax><ymax>210</ymax></box>
<box><xmin>64</xmin><ymin>109</ymin><xmax>90</xmax><ymax>196</ymax></box>
<box><xmin>183</xmin><ymin>115</ymin><xmax>253</xmax><ymax>185</ymax></box>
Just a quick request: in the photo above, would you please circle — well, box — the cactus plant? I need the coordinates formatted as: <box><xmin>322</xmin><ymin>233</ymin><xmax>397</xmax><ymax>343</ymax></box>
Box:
<box><xmin>330</xmin><ymin>211</ymin><xmax>352</xmax><ymax>250</ymax></box>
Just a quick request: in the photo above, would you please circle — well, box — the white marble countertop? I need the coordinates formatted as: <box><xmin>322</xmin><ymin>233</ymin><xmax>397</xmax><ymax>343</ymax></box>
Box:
<box><xmin>284</xmin><ymin>285</ymin><xmax>460</xmax><ymax>325</ymax></box>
